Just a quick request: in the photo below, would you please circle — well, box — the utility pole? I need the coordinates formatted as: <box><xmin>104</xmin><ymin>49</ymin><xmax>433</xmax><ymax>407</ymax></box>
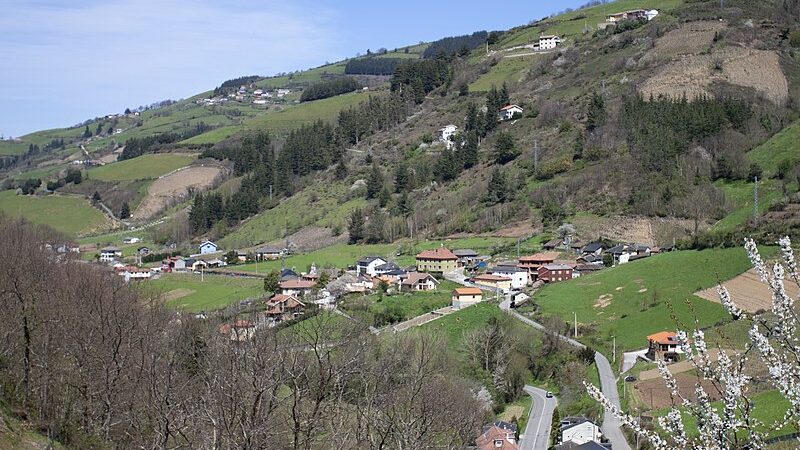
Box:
<box><xmin>753</xmin><ymin>176</ymin><xmax>759</xmax><ymax>221</ymax></box>
<box><xmin>517</xmin><ymin>238</ymin><xmax>520</xmax><ymax>258</ymax></box>
<box><xmin>269</xmin><ymin>184</ymin><xmax>273</xmax><ymax>201</ymax></box>
<box><xmin>573</xmin><ymin>312</ymin><xmax>578</xmax><ymax>338</ymax></box>
<box><xmin>612</xmin><ymin>336</ymin><xmax>616</xmax><ymax>364</ymax></box>
<box><xmin>533</xmin><ymin>140</ymin><xmax>539</xmax><ymax>171</ymax></box>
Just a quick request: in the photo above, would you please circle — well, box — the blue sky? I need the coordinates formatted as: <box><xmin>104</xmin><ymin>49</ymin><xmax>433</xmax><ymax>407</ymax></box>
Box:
<box><xmin>0</xmin><ymin>0</ymin><xmax>585</xmax><ymax>137</ymax></box>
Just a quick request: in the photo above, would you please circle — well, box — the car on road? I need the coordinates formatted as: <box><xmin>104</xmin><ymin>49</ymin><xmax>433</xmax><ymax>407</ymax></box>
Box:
<box><xmin>546</xmin><ymin>391</ymin><xmax>554</xmax><ymax>398</ymax></box>
<box><xmin>624</xmin><ymin>375</ymin><xmax>637</xmax><ymax>382</ymax></box>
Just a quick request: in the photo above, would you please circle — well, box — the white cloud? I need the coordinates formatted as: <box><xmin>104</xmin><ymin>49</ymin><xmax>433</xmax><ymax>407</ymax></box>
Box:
<box><xmin>0</xmin><ymin>0</ymin><xmax>341</xmax><ymax>134</ymax></box>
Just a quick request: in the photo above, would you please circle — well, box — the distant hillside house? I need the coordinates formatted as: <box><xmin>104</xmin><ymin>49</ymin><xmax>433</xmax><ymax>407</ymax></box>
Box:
<box><xmin>499</xmin><ymin>104</ymin><xmax>524</xmax><ymax>121</ymax></box>
<box><xmin>256</xmin><ymin>246</ymin><xmax>284</xmax><ymax>261</ymax></box>
<box><xmin>490</xmin><ymin>265</ymin><xmax>529</xmax><ymax>289</ymax></box>
<box><xmin>438</xmin><ymin>124</ymin><xmax>458</xmax><ymax>148</ymax></box>
<box><xmin>357</xmin><ymin>256</ymin><xmax>388</xmax><ymax>276</ymax></box>
<box><xmin>400</xmin><ymin>272</ymin><xmax>439</xmax><ymax>292</ymax></box>
<box><xmin>199</xmin><ymin>241</ymin><xmax>218</xmax><ymax>255</ymax></box>
<box><xmin>416</xmin><ymin>248</ymin><xmax>458</xmax><ymax>273</ymax></box>
<box><xmin>539</xmin><ymin>34</ymin><xmax>562</xmax><ymax>50</ymax></box>
<box><xmin>99</xmin><ymin>246</ymin><xmax>122</xmax><ymax>262</ymax></box>
<box><xmin>452</xmin><ymin>287</ymin><xmax>483</xmax><ymax>309</ymax></box>
<box><xmin>537</xmin><ymin>264</ymin><xmax>573</xmax><ymax>283</ymax></box>
<box><xmin>123</xmin><ymin>237</ymin><xmax>141</xmax><ymax>244</ymax></box>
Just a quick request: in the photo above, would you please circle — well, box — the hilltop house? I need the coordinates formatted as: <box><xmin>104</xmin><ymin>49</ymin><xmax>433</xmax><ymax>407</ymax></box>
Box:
<box><xmin>99</xmin><ymin>246</ymin><xmax>122</xmax><ymax>262</ymax></box>
<box><xmin>560</xmin><ymin>417</ymin><xmax>602</xmax><ymax>446</ymax></box>
<box><xmin>490</xmin><ymin>265</ymin><xmax>529</xmax><ymax>289</ymax></box>
<box><xmin>399</xmin><ymin>272</ymin><xmax>439</xmax><ymax>292</ymax></box>
<box><xmin>280</xmin><ymin>278</ymin><xmax>317</xmax><ymax>297</ymax></box>
<box><xmin>416</xmin><ymin>248</ymin><xmax>458</xmax><ymax>273</ymax></box>
<box><xmin>476</xmin><ymin>422</ymin><xmax>518</xmax><ymax>450</ymax></box>
<box><xmin>452</xmin><ymin>287</ymin><xmax>483</xmax><ymax>309</ymax></box>
<box><xmin>499</xmin><ymin>104</ymin><xmax>524</xmax><ymax>121</ymax></box>
<box><xmin>646</xmin><ymin>331</ymin><xmax>686</xmax><ymax>362</ymax></box>
<box><xmin>199</xmin><ymin>241</ymin><xmax>218</xmax><ymax>255</ymax></box>
<box><xmin>357</xmin><ymin>256</ymin><xmax>388</xmax><ymax>276</ymax></box>
<box><xmin>264</xmin><ymin>294</ymin><xmax>305</xmax><ymax>322</ymax></box>
<box><xmin>537</xmin><ymin>264</ymin><xmax>574</xmax><ymax>283</ymax></box>
<box><xmin>518</xmin><ymin>252</ymin><xmax>559</xmax><ymax>274</ymax></box>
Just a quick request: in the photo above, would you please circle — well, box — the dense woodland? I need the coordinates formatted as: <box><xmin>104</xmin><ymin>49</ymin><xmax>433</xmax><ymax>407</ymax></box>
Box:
<box><xmin>344</xmin><ymin>57</ymin><xmax>403</xmax><ymax>76</ymax></box>
<box><xmin>213</xmin><ymin>75</ymin><xmax>263</xmax><ymax>96</ymax></box>
<box><xmin>422</xmin><ymin>31</ymin><xmax>489</xmax><ymax>58</ymax></box>
<box><xmin>120</xmin><ymin>123</ymin><xmax>212</xmax><ymax>160</ymax></box>
<box><xmin>299</xmin><ymin>77</ymin><xmax>360</xmax><ymax>102</ymax></box>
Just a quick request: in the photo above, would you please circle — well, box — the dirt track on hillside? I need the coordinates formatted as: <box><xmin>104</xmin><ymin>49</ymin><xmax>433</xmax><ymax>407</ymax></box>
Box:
<box><xmin>134</xmin><ymin>165</ymin><xmax>224</xmax><ymax>220</ymax></box>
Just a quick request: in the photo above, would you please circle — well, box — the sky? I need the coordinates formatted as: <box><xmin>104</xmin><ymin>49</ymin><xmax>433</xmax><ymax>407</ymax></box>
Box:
<box><xmin>0</xmin><ymin>0</ymin><xmax>586</xmax><ymax>137</ymax></box>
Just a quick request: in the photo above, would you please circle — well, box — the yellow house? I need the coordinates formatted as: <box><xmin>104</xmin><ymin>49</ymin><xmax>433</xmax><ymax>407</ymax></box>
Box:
<box><xmin>416</xmin><ymin>247</ymin><xmax>458</xmax><ymax>273</ymax></box>
<box><xmin>472</xmin><ymin>274</ymin><xmax>512</xmax><ymax>292</ymax></box>
<box><xmin>452</xmin><ymin>287</ymin><xmax>483</xmax><ymax>309</ymax></box>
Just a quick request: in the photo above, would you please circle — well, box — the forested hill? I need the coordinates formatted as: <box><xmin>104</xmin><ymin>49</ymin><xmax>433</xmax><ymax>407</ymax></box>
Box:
<box><xmin>2</xmin><ymin>0</ymin><xmax>800</xmax><ymax>249</ymax></box>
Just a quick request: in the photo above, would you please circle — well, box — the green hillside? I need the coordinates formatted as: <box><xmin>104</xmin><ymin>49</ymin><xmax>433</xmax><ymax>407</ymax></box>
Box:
<box><xmin>88</xmin><ymin>153</ymin><xmax>197</xmax><ymax>181</ymax></box>
<box><xmin>0</xmin><ymin>190</ymin><xmax>109</xmax><ymax>236</ymax></box>
<box><xmin>746</xmin><ymin>119</ymin><xmax>800</xmax><ymax>176</ymax></box>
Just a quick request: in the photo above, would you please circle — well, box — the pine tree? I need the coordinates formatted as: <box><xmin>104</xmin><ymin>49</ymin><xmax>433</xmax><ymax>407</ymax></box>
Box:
<box><xmin>366</xmin><ymin>163</ymin><xmax>383</xmax><ymax>199</ymax></box>
<box><xmin>394</xmin><ymin>192</ymin><xmax>412</xmax><ymax>217</ymax></box>
<box><xmin>587</xmin><ymin>91</ymin><xmax>606</xmax><ymax>132</ymax></box>
<box><xmin>366</xmin><ymin>207</ymin><xmax>386</xmax><ymax>244</ymax></box>
<box><xmin>83</xmin><ymin>125</ymin><xmax>92</xmax><ymax>138</ymax></box>
<box><xmin>378</xmin><ymin>186</ymin><xmax>391</xmax><ymax>208</ymax></box>
<box><xmin>462</xmin><ymin>131</ymin><xmax>479</xmax><ymax>168</ymax></box>
<box><xmin>484</xmin><ymin>168</ymin><xmax>508</xmax><ymax>205</ymax></box>
<box><xmin>189</xmin><ymin>194</ymin><xmax>206</xmax><ymax>232</ymax></box>
<box><xmin>394</xmin><ymin>163</ymin><xmax>409</xmax><ymax>193</ymax></box>
<box><xmin>119</xmin><ymin>202</ymin><xmax>130</xmax><ymax>219</ymax></box>
<box><xmin>263</xmin><ymin>270</ymin><xmax>280</xmax><ymax>293</ymax></box>
<box><xmin>348</xmin><ymin>208</ymin><xmax>365</xmax><ymax>244</ymax></box>
<box><xmin>91</xmin><ymin>191</ymin><xmax>101</xmax><ymax>203</ymax></box>
<box><xmin>334</xmin><ymin>159</ymin><xmax>348</xmax><ymax>180</ymax></box>
<box><xmin>493</xmin><ymin>132</ymin><xmax>519</xmax><ymax>164</ymax></box>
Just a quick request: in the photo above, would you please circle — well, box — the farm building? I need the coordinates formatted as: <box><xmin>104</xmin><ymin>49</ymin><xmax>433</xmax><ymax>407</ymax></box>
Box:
<box><xmin>452</xmin><ymin>287</ymin><xmax>483</xmax><ymax>310</ymax></box>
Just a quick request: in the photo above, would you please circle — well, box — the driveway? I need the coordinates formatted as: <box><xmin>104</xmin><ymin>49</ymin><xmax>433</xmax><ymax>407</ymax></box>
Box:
<box><xmin>595</xmin><ymin>352</ymin><xmax>631</xmax><ymax>450</ymax></box>
<box><xmin>621</xmin><ymin>349</ymin><xmax>648</xmax><ymax>373</ymax></box>
<box><xmin>519</xmin><ymin>386</ymin><xmax>557</xmax><ymax>450</ymax></box>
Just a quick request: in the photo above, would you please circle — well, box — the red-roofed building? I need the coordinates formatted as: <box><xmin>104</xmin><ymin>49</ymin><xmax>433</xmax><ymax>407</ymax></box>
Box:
<box><xmin>264</xmin><ymin>294</ymin><xmax>305</xmax><ymax>322</ymax></box>
<box><xmin>279</xmin><ymin>279</ymin><xmax>317</xmax><ymax>297</ymax></box>
<box><xmin>537</xmin><ymin>264</ymin><xmax>574</xmax><ymax>283</ymax></box>
<box><xmin>476</xmin><ymin>424</ymin><xmax>519</xmax><ymax>450</ymax></box>
<box><xmin>646</xmin><ymin>331</ymin><xmax>686</xmax><ymax>362</ymax></box>
<box><xmin>416</xmin><ymin>247</ymin><xmax>458</xmax><ymax>273</ymax></box>
<box><xmin>452</xmin><ymin>287</ymin><xmax>483</xmax><ymax>309</ymax></box>
<box><xmin>518</xmin><ymin>252</ymin><xmax>560</xmax><ymax>273</ymax></box>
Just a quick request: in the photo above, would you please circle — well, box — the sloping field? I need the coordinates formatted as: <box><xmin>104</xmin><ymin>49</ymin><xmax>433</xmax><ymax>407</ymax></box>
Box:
<box><xmin>746</xmin><ymin>119</ymin><xmax>800</xmax><ymax>176</ymax></box>
<box><xmin>650</xmin><ymin>21</ymin><xmax>725</xmax><ymax>58</ymax></box>
<box><xmin>149</xmin><ymin>274</ymin><xmax>265</xmax><ymax>312</ymax></box>
<box><xmin>640</xmin><ymin>48</ymin><xmax>789</xmax><ymax>105</ymax></box>
<box><xmin>695</xmin><ymin>269</ymin><xmax>800</xmax><ymax>313</ymax></box>
<box><xmin>0</xmin><ymin>190</ymin><xmax>109</xmax><ymax>236</ymax></box>
<box><xmin>88</xmin><ymin>153</ymin><xmax>197</xmax><ymax>181</ymax></box>
<box><xmin>133</xmin><ymin>164</ymin><xmax>224</xmax><ymax>219</ymax></box>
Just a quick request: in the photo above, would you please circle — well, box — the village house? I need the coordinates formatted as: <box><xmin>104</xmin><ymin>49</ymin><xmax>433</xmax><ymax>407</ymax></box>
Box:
<box><xmin>476</xmin><ymin>422</ymin><xmax>518</xmax><ymax>450</ymax></box>
<box><xmin>518</xmin><ymin>252</ymin><xmax>559</xmax><ymax>274</ymax></box>
<box><xmin>399</xmin><ymin>272</ymin><xmax>439</xmax><ymax>292</ymax></box>
<box><xmin>264</xmin><ymin>294</ymin><xmax>305</xmax><ymax>322</ymax></box>
<box><xmin>280</xmin><ymin>268</ymin><xmax>299</xmax><ymax>281</ymax></box>
<box><xmin>327</xmin><ymin>273</ymin><xmax>374</xmax><ymax>296</ymax></box>
<box><xmin>555</xmin><ymin>441</ymin><xmax>610</xmax><ymax>450</ymax></box>
<box><xmin>499</xmin><ymin>104</ymin><xmax>524</xmax><ymax>121</ymax></box>
<box><xmin>646</xmin><ymin>331</ymin><xmax>685</xmax><ymax>362</ymax></box>
<box><xmin>186</xmin><ymin>258</ymin><xmax>208</xmax><ymax>272</ymax></box>
<box><xmin>537</xmin><ymin>264</ymin><xmax>574</xmax><ymax>283</ymax></box>
<box><xmin>542</xmin><ymin>238</ymin><xmax>564</xmax><ymax>251</ymax></box>
<box><xmin>121</xmin><ymin>266</ymin><xmax>152</xmax><ymax>282</ymax></box>
<box><xmin>137</xmin><ymin>246</ymin><xmax>151</xmax><ymax>256</ymax></box>
<box><xmin>438</xmin><ymin>124</ymin><xmax>458</xmax><ymax>148</ymax></box>
<box><xmin>161</xmin><ymin>256</ymin><xmax>186</xmax><ymax>273</ymax></box>
<box><xmin>560</xmin><ymin>417</ymin><xmax>603</xmax><ymax>447</ymax></box>
<box><xmin>538</xmin><ymin>34</ymin><xmax>562</xmax><ymax>50</ymax></box>
<box><xmin>473</xmin><ymin>274</ymin><xmax>512</xmax><ymax>292</ymax></box>
<box><xmin>123</xmin><ymin>237</ymin><xmax>141</xmax><ymax>245</ymax></box>
<box><xmin>416</xmin><ymin>247</ymin><xmax>458</xmax><ymax>273</ymax></box>
<box><xmin>374</xmin><ymin>261</ymin><xmax>402</xmax><ymax>276</ymax></box>
<box><xmin>581</xmin><ymin>243</ymin><xmax>606</xmax><ymax>256</ymax></box>
<box><xmin>256</xmin><ymin>246</ymin><xmax>284</xmax><ymax>261</ymax></box>
<box><xmin>99</xmin><ymin>246</ymin><xmax>122</xmax><ymax>262</ymax></box>
<box><xmin>453</xmin><ymin>249</ymin><xmax>479</xmax><ymax>267</ymax></box>
<box><xmin>357</xmin><ymin>256</ymin><xmax>388</xmax><ymax>276</ymax></box>
<box><xmin>573</xmin><ymin>264</ymin><xmax>604</xmax><ymax>277</ymax></box>
<box><xmin>490</xmin><ymin>265</ymin><xmax>529</xmax><ymax>289</ymax></box>
<box><xmin>452</xmin><ymin>287</ymin><xmax>483</xmax><ymax>309</ymax></box>
<box><xmin>199</xmin><ymin>241</ymin><xmax>218</xmax><ymax>255</ymax></box>
<box><xmin>279</xmin><ymin>278</ymin><xmax>317</xmax><ymax>297</ymax></box>
<box><xmin>218</xmin><ymin>320</ymin><xmax>256</xmax><ymax>342</ymax></box>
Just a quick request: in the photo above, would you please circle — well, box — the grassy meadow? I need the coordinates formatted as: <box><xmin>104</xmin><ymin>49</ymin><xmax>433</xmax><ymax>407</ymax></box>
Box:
<box><xmin>0</xmin><ymin>190</ymin><xmax>108</xmax><ymax>236</ymax></box>
<box><xmin>148</xmin><ymin>273</ymin><xmax>265</xmax><ymax>312</ymax></box>
<box><xmin>88</xmin><ymin>153</ymin><xmax>197</xmax><ymax>181</ymax></box>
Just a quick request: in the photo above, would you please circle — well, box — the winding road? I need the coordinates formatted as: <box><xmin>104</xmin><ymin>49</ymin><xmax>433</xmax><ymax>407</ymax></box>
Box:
<box><xmin>519</xmin><ymin>386</ymin><xmax>557</xmax><ymax>450</ymax></box>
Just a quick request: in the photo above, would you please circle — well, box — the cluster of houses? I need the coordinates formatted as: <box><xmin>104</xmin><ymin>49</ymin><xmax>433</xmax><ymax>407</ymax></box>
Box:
<box><xmin>475</xmin><ymin>417</ymin><xmax>607</xmax><ymax>450</ymax></box>
<box><xmin>198</xmin><ymin>85</ymin><xmax>294</xmax><ymax>107</ymax></box>
<box><xmin>597</xmin><ymin>8</ymin><xmax>659</xmax><ymax>30</ymax></box>
<box><xmin>438</xmin><ymin>104</ymin><xmax>524</xmax><ymax>148</ymax></box>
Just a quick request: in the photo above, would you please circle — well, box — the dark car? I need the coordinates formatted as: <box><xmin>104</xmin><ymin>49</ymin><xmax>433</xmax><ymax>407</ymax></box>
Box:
<box><xmin>624</xmin><ymin>375</ymin><xmax>637</xmax><ymax>382</ymax></box>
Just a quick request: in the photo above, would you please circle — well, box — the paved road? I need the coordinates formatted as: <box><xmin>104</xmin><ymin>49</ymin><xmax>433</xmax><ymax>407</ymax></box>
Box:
<box><xmin>519</xmin><ymin>386</ymin><xmax>557</xmax><ymax>450</ymax></box>
<box><xmin>507</xmin><ymin>311</ymin><xmax>631</xmax><ymax>450</ymax></box>
<box><xmin>622</xmin><ymin>349</ymin><xmax>648</xmax><ymax>373</ymax></box>
<box><xmin>595</xmin><ymin>352</ymin><xmax>631</xmax><ymax>450</ymax></box>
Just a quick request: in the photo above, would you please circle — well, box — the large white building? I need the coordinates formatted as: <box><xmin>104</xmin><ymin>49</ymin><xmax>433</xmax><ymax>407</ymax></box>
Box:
<box><xmin>490</xmin><ymin>265</ymin><xmax>529</xmax><ymax>289</ymax></box>
<box><xmin>438</xmin><ymin>125</ymin><xmax>459</xmax><ymax>149</ymax></box>
<box><xmin>539</xmin><ymin>35</ymin><xmax>562</xmax><ymax>50</ymax></box>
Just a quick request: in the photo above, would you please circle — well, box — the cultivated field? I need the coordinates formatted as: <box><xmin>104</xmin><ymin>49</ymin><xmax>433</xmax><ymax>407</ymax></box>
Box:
<box><xmin>88</xmin><ymin>153</ymin><xmax>198</xmax><ymax>181</ymax></box>
<box><xmin>0</xmin><ymin>191</ymin><xmax>109</xmax><ymax>236</ymax></box>
<box><xmin>650</xmin><ymin>21</ymin><xmax>725</xmax><ymax>58</ymax></box>
<box><xmin>133</xmin><ymin>164</ymin><xmax>224</xmax><ymax>219</ymax></box>
<box><xmin>640</xmin><ymin>48</ymin><xmax>789</xmax><ymax>105</ymax></box>
<box><xmin>696</xmin><ymin>269</ymin><xmax>800</xmax><ymax>313</ymax></box>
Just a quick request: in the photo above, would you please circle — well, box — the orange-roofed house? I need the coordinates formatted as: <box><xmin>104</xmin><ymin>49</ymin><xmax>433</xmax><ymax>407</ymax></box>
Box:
<box><xmin>264</xmin><ymin>294</ymin><xmax>305</xmax><ymax>322</ymax></box>
<box><xmin>279</xmin><ymin>279</ymin><xmax>317</xmax><ymax>297</ymax></box>
<box><xmin>646</xmin><ymin>331</ymin><xmax>686</xmax><ymax>362</ymax></box>
<box><xmin>476</xmin><ymin>424</ymin><xmax>518</xmax><ymax>450</ymax></box>
<box><xmin>452</xmin><ymin>287</ymin><xmax>483</xmax><ymax>309</ymax></box>
<box><xmin>472</xmin><ymin>274</ymin><xmax>512</xmax><ymax>292</ymax></box>
<box><xmin>416</xmin><ymin>247</ymin><xmax>458</xmax><ymax>273</ymax></box>
<box><xmin>518</xmin><ymin>252</ymin><xmax>560</xmax><ymax>274</ymax></box>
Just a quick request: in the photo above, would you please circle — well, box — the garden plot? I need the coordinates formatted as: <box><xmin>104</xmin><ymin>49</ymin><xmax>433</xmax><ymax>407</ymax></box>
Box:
<box><xmin>695</xmin><ymin>269</ymin><xmax>800</xmax><ymax>313</ymax></box>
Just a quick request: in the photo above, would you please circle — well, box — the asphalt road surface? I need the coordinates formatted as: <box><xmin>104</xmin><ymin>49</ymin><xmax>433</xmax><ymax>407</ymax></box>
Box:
<box><xmin>519</xmin><ymin>386</ymin><xmax>557</xmax><ymax>450</ymax></box>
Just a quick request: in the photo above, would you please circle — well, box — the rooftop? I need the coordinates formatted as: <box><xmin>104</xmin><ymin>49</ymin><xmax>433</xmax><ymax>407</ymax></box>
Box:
<box><xmin>416</xmin><ymin>247</ymin><xmax>458</xmax><ymax>261</ymax></box>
